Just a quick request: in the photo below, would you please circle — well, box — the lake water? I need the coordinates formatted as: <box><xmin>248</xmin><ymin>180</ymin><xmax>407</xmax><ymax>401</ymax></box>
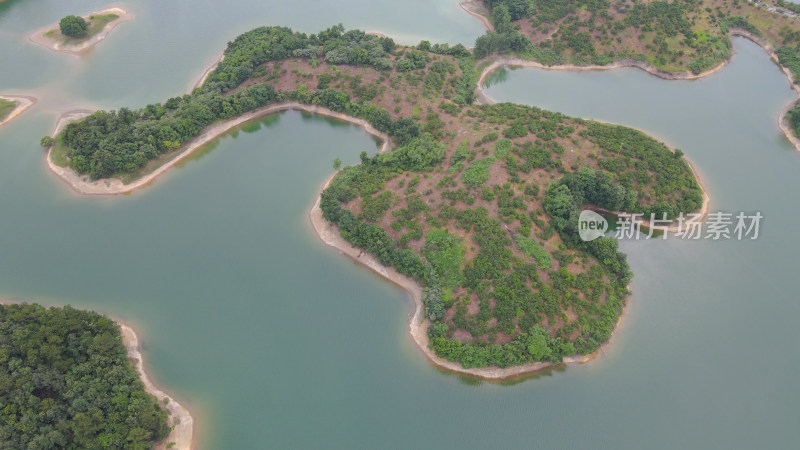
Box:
<box><xmin>1</xmin><ymin>1</ymin><xmax>798</xmax><ymax>448</ymax></box>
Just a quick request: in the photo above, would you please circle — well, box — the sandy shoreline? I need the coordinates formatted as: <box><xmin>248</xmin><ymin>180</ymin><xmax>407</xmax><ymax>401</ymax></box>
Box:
<box><xmin>0</xmin><ymin>95</ymin><xmax>36</xmax><ymax>128</ymax></box>
<box><xmin>29</xmin><ymin>7</ymin><xmax>131</xmax><ymax>55</ymax></box>
<box><xmin>459</xmin><ymin>0</ymin><xmax>494</xmax><ymax>32</ymax></box>
<box><xmin>0</xmin><ymin>300</ymin><xmax>193</xmax><ymax>449</ymax></box>
<box><xmin>119</xmin><ymin>324</ymin><xmax>194</xmax><ymax>450</ymax></box>
<box><xmin>46</xmin><ymin>103</ymin><xmax>391</xmax><ymax>195</ymax></box>
<box><xmin>192</xmin><ymin>53</ymin><xmax>225</xmax><ymax>91</ymax></box>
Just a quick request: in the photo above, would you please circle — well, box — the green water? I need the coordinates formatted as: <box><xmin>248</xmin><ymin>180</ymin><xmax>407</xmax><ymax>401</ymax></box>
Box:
<box><xmin>1</xmin><ymin>1</ymin><xmax>798</xmax><ymax>448</ymax></box>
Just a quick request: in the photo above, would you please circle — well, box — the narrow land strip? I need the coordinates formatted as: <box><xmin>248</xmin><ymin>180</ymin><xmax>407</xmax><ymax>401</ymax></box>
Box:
<box><xmin>46</xmin><ymin>103</ymin><xmax>390</xmax><ymax>195</ymax></box>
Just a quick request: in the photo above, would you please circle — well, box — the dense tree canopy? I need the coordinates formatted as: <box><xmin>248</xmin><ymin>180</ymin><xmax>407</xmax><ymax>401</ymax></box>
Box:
<box><xmin>0</xmin><ymin>303</ymin><xmax>169</xmax><ymax>449</ymax></box>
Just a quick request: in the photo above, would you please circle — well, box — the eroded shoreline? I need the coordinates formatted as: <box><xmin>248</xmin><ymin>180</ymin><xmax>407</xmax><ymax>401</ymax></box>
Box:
<box><xmin>29</xmin><ymin>7</ymin><xmax>131</xmax><ymax>55</ymax></box>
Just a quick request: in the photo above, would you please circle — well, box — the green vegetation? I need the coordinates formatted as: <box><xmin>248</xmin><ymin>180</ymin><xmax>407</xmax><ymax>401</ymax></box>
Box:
<box><xmin>0</xmin><ymin>303</ymin><xmax>169</xmax><ymax>449</ymax></box>
<box><xmin>40</xmin><ymin>136</ymin><xmax>55</xmax><ymax>148</ymax></box>
<box><xmin>461</xmin><ymin>157</ymin><xmax>495</xmax><ymax>189</ymax></box>
<box><xmin>59</xmin><ymin>15</ymin><xmax>87</xmax><ymax>38</ymax></box>
<box><xmin>51</xmin><ymin>24</ymin><xmax>703</xmax><ymax>370</ymax></box>
<box><xmin>0</xmin><ymin>97</ymin><xmax>16</xmax><ymax>122</ymax></box>
<box><xmin>423</xmin><ymin>229</ymin><xmax>466</xmax><ymax>288</ymax></box>
<box><xmin>474</xmin><ymin>4</ymin><xmax>531</xmax><ymax>58</ymax></box>
<box><xmin>514</xmin><ymin>234</ymin><xmax>551</xmax><ymax>269</ymax></box>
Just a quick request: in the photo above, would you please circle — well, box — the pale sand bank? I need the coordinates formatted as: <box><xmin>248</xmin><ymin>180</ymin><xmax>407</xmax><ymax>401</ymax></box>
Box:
<box><xmin>119</xmin><ymin>324</ymin><xmax>194</xmax><ymax>450</ymax></box>
<box><xmin>459</xmin><ymin>0</ymin><xmax>494</xmax><ymax>32</ymax></box>
<box><xmin>29</xmin><ymin>7</ymin><xmax>131</xmax><ymax>55</ymax></box>
<box><xmin>192</xmin><ymin>53</ymin><xmax>225</xmax><ymax>91</ymax></box>
<box><xmin>0</xmin><ymin>95</ymin><xmax>36</xmax><ymax>128</ymax></box>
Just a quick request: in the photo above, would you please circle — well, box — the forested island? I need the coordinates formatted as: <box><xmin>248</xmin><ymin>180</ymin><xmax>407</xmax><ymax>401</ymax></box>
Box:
<box><xmin>0</xmin><ymin>303</ymin><xmax>170</xmax><ymax>448</ymax></box>
<box><xmin>43</xmin><ymin>23</ymin><xmax>706</xmax><ymax>373</ymax></box>
<box><xmin>30</xmin><ymin>8</ymin><xmax>130</xmax><ymax>54</ymax></box>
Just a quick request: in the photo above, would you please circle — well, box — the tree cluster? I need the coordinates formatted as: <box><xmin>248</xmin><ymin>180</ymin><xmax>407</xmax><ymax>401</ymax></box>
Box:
<box><xmin>59</xmin><ymin>15</ymin><xmax>88</xmax><ymax>38</ymax></box>
<box><xmin>0</xmin><ymin>304</ymin><xmax>169</xmax><ymax>449</ymax></box>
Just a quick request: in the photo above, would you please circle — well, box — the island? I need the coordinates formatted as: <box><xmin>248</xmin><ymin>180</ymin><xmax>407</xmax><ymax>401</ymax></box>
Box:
<box><xmin>0</xmin><ymin>95</ymin><xmax>35</xmax><ymax>128</ymax></box>
<box><xmin>29</xmin><ymin>8</ymin><xmax>130</xmax><ymax>55</ymax></box>
<box><xmin>39</xmin><ymin>22</ymin><xmax>710</xmax><ymax>379</ymax></box>
<box><xmin>0</xmin><ymin>303</ymin><xmax>192</xmax><ymax>449</ymax></box>
<box><xmin>35</xmin><ymin>0</ymin><xmax>800</xmax><ymax>380</ymax></box>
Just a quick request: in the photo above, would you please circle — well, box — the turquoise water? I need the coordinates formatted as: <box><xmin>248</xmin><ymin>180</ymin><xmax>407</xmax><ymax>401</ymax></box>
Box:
<box><xmin>1</xmin><ymin>1</ymin><xmax>798</xmax><ymax>448</ymax></box>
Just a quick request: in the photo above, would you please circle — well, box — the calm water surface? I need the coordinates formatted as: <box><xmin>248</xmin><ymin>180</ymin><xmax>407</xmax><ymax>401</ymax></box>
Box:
<box><xmin>0</xmin><ymin>1</ymin><xmax>798</xmax><ymax>448</ymax></box>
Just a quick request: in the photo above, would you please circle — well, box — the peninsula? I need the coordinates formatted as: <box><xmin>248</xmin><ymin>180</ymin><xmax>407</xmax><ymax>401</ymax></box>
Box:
<box><xmin>29</xmin><ymin>7</ymin><xmax>130</xmax><ymax>55</ymax></box>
